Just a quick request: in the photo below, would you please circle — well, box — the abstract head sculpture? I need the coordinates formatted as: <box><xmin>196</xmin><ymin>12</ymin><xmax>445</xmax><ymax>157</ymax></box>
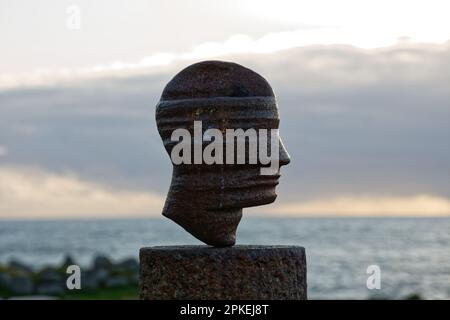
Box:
<box><xmin>156</xmin><ymin>61</ymin><xmax>290</xmax><ymax>247</ymax></box>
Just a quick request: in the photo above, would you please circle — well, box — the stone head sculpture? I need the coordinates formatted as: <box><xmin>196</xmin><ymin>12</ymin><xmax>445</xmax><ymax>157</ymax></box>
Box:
<box><xmin>156</xmin><ymin>61</ymin><xmax>290</xmax><ymax>247</ymax></box>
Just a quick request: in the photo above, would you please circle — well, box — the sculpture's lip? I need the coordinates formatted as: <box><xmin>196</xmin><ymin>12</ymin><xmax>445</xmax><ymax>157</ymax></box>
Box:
<box><xmin>219</xmin><ymin>174</ymin><xmax>280</xmax><ymax>190</ymax></box>
<box><xmin>255</xmin><ymin>180</ymin><xmax>279</xmax><ymax>187</ymax></box>
<box><xmin>222</xmin><ymin>181</ymin><xmax>279</xmax><ymax>190</ymax></box>
<box><xmin>260</xmin><ymin>173</ymin><xmax>281</xmax><ymax>180</ymax></box>
<box><xmin>253</xmin><ymin>174</ymin><xmax>281</xmax><ymax>186</ymax></box>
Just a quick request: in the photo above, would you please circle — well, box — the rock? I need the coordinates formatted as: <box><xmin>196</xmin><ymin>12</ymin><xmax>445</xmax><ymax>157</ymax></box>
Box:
<box><xmin>61</xmin><ymin>255</ymin><xmax>76</xmax><ymax>268</ymax></box>
<box><xmin>38</xmin><ymin>267</ymin><xmax>62</xmax><ymax>282</ymax></box>
<box><xmin>85</xmin><ymin>268</ymin><xmax>109</xmax><ymax>288</ymax></box>
<box><xmin>117</xmin><ymin>258</ymin><xmax>138</xmax><ymax>271</ymax></box>
<box><xmin>140</xmin><ymin>245</ymin><xmax>307</xmax><ymax>300</ymax></box>
<box><xmin>94</xmin><ymin>268</ymin><xmax>109</xmax><ymax>283</ymax></box>
<box><xmin>8</xmin><ymin>260</ymin><xmax>32</xmax><ymax>274</ymax></box>
<box><xmin>82</xmin><ymin>272</ymin><xmax>99</xmax><ymax>290</ymax></box>
<box><xmin>130</xmin><ymin>272</ymin><xmax>139</xmax><ymax>285</ymax></box>
<box><xmin>105</xmin><ymin>275</ymin><xmax>129</xmax><ymax>288</ymax></box>
<box><xmin>10</xmin><ymin>276</ymin><xmax>34</xmax><ymax>295</ymax></box>
<box><xmin>93</xmin><ymin>255</ymin><xmax>112</xmax><ymax>270</ymax></box>
<box><xmin>36</xmin><ymin>281</ymin><xmax>65</xmax><ymax>295</ymax></box>
<box><xmin>0</xmin><ymin>273</ymin><xmax>12</xmax><ymax>289</ymax></box>
<box><xmin>404</xmin><ymin>293</ymin><xmax>422</xmax><ymax>300</ymax></box>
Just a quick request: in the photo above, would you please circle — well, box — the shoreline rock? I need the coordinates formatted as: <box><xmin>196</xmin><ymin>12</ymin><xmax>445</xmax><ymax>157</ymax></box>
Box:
<box><xmin>0</xmin><ymin>255</ymin><xmax>139</xmax><ymax>298</ymax></box>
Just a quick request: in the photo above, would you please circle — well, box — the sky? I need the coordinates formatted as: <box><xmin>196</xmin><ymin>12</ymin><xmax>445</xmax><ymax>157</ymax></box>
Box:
<box><xmin>1</xmin><ymin>0</ymin><xmax>450</xmax><ymax>219</ymax></box>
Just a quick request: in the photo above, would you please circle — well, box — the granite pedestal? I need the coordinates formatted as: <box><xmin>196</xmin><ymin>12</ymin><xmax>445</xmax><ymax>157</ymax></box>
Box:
<box><xmin>139</xmin><ymin>245</ymin><xmax>307</xmax><ymax>300</ymax></box>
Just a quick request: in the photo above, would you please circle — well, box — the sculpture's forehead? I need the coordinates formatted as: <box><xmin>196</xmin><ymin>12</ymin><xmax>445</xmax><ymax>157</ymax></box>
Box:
<box><xmin>161</xmin><ymin>61</ymin><xmax>274</xmax><ymax>101</ymax></box>
<box><xmin>156</xmin><ymin>96</ymin><xmax>279</xmax><ymax>124</ymax></box>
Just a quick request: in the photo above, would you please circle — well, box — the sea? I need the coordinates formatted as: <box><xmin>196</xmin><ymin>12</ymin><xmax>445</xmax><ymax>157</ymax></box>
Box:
<box><xmin>0</xmin><ymin>217</ymin><xmax>449</xmax><ymax>299</ymax></box>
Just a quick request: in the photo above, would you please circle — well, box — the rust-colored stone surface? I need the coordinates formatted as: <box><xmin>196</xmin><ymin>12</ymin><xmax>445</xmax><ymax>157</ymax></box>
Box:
<box><xmin>139</xmin><ymin>245</ymin><xmax>307</xmax><ymax>300</ymax></box>
<box><xmin>155</xmin><ymin>61</ymin><xmax>291</xmax><ymax>247</ymax></box>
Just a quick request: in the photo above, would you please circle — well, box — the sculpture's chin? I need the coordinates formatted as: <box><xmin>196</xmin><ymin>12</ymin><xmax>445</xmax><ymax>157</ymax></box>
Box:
<box><xmin>245</xmin><ymin>190</ymin><xmax>278</xmax><ymax>208</ymax></box>
<box><xmin>161</xmin><ymin>175</ymin><xmax>278</xmax><ymax>246</ymax></box>
<box><xmin>163</xmin><ymin>208</ymin><xmax>242</xmax><ymax>247</ymax></box>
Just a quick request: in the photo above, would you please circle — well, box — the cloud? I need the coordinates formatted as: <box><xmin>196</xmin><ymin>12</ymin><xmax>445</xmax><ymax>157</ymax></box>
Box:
<box><xmin>1</xmin><ymin>41</ymin><xmax>449</xmax><ymax>219</ymax></box>
<box><xmin>252</xmin><ymin>195</ymin><xmax>450</xmax><ymax>217</ymax></box>
<box><xmin>3</xmin><ymin>0</ymin><xmax>450</xmax><ymax>83</ymax></box>
<box><xmin>0</xmin><ymin>146</ymin><xmax>7</xmax><ymax>157</ymax></box>
<box><xmin>2</xmin><ymin>166</ymin><xmax>447</xmax><ymax>220</ymax></box>
<box><xmin>0</xmin><ymin>167</ymin><xmax>164</xmax><ymax>219</ymax></box>
<box><xmin>1</xmin><ymin>26</ymin><xmax>449</xmax><ymax>91</ymax></box>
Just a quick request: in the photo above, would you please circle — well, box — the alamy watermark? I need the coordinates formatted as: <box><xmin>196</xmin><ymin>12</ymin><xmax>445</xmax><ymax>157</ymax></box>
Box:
<box><xmin>66</xmin><ymin>265</ymin><xmax>81</xmax><ymax>290</ymax></box>
<box><xmin>170</xmin><ymin>121</ymin><xmax>280</xmax><ymax>175</ymax></box>
<box><xmin>66</xmin><ymin>5</ymin><xmax>81</xmax><ymax>30</ymax></box>
<box><xmin>366</xmin><ymin>265</ymin><xmax>381</xmax><ymax>290</ymax></box>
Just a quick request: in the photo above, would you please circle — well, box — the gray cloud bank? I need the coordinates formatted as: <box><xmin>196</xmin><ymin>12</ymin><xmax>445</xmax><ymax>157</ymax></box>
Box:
<box><xmin>1</xmin><ymin>41</ymin><xmax>449</xmax><ymax>206</ymax></box>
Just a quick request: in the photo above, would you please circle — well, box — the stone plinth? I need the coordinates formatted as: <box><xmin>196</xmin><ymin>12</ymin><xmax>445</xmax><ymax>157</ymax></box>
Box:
<box><xmin>139</xmin><ymin>245</ymin><xmax>307</xmax><ymax>300</ymax></box>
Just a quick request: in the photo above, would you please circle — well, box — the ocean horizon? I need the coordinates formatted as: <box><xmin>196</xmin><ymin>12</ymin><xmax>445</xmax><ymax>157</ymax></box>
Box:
<box><xmin>1</xmin><ymin>216</ymin><xmax>449</xmax><ymax>299</ymax></box>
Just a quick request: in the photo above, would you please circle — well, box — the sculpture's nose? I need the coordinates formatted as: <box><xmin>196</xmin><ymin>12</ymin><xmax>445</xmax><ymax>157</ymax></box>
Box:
<box><xmin>279</xmin><ymin>138</ymin><xmax>291</xmax><ymax>167</ymax></box>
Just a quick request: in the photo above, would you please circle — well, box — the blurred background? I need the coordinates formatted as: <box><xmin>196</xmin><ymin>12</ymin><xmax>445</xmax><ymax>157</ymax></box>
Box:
<box><xmin>0</xmin><ymin>0</ymin><xmax>449</xmax><ymax>299</ymax></box>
